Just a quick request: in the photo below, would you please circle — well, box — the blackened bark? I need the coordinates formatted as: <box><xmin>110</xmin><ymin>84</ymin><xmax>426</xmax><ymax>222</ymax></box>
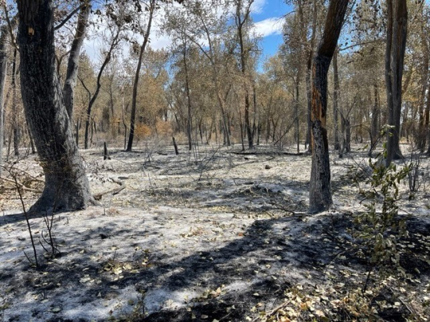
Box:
<box><xmin>426</xmin><ymin>86</ymin><xmax>430</xmax><ymax>155</ymax></box>
<box><xmin>172</xmin><ymin>136</ymin><xmax>179</xmax><ymax>155</ymax></box>
<box><xmin>63</xmin><ymin>0</ymin><xmax>90</xmax><ymax>119</ymax></box>
<box><xmin>385</xmin><ymin>0</ymin><xmax>407</xmax><ymax>166</ymax></box>
<box><xmin>126</xmin><ymin>0</ymin><xmax>155</xmax><ymax>152</ymax></box>
<box><xmin>309</xmin><ymin>0</ymin><xmax>349</xmax><ymax>214</ymax></box>
<box><xmin>17</xmin><ymin>0</ymin><xmax>94</xmax><ymax>213</ymax></box>
<box><xmin>305</xmin><ymin>53</ymin><xmax>312</xmax><ymax>151</ymax></box>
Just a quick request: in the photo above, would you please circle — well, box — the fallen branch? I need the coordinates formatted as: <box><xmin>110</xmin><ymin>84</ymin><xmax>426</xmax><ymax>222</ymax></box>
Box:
<box><xmin>93</xmin><ymin>179</ymin><xmax>125</xmax><ymax>200</ymax></box>
<box><xmin>0</xmin><ymin>176</ymin><xmax>42</xmax><ymax>193</ymax></box>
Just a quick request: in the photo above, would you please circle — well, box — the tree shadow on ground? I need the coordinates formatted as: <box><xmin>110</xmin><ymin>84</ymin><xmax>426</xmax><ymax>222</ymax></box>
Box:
<box><xmin>2</xmin><ymin>209</ymin><xmax>429</xmax><ymax>322</ymax></box>
<box><xmin>1</xmin><ymin>211</ymin><xmax>342</xmax><ymax>321</ymax></box>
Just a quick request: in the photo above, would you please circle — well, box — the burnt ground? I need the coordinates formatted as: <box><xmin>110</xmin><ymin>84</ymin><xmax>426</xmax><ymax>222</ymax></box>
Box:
<box><xmin>0</xmin><ymin>143</ymin><xmax>429</xmax><ymax>321</ymax></box>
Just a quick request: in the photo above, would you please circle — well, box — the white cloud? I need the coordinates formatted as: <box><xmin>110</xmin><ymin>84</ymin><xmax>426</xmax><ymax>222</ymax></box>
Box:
<box><xmin>251</xmin><ymin>0</ymin><xmax>266</xmax><ymax>14</ymax></box>
<box><xmin>252</xmin><ymin>17</ymin><xmax>284</xmax><ymax>38</ymax></box>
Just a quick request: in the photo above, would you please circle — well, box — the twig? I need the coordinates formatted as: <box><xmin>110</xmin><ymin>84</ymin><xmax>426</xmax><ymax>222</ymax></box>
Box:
<box><xmin>252</xmin><ymin>300</ymin><xmax>292</xmax><ymax>322</ymax></box>
<box><xmin>13</xmin><ymin>175</ymin><xmax>39</xmax><ymax>268</ymax></box>
<box><xmin>0</xmin><ymin>176</ymin><xmax>43</xmax><ymax>193</ymax></box>
<box><xmin>93</xmin><ymin>179</ymin><xmax>125</xmax><ymax>200</ymax></box>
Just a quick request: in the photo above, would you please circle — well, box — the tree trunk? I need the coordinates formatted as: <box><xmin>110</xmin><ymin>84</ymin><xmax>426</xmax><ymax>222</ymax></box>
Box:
<box><xmin>182</xmin><ymin>43</ymin><xmax>193</xmax><ymax>151</ymax></box>
<box><xmin>305</xmin><ymin>0</ymin><xmax>317</xmax><ymax>152</ymax></box>
<box><xmin>27</xmin><ymin>125</ymin><xmax>36</xmax><ymax>154</ymax></box>
<box><xmin>417</xmin><ymin>11</ymin><xmax>429</xmax><ymax>152</ymax></box>
<box><xmin>425</xmin><ymin>84</ymin><xmax>430</xmax><ymax>155</ymax></box>
<box><xmin>385</xmin><ymin>0</ymin><xmax>407</xmax><ymax>166</ymax></box>
<box><xmin>11</xmin><ymin>48</ymin><xmax>20</xmax><ymax>157</ymax></box>
<box><xmin>332</xmin><ymin>49</ymin><xmax>340</xmax><ymax>151</ymax></box>
<box><xmin>63</xmin><ymin>0</ymin><xmax>90</xmax><ymax>119</ymax></box>
<box><xmin>305</xmin><ymin>54</ymin><xmax>312</xmax><ymax>151</ymax></box>
<box><xmin>368</xmin><ymin>83</ymin><xmax>380</xmax><ymax>157</ymax></box>
<box><xmin>0</xmin><ymin>24</ymin><xmax>11</xmax><ymax>176</ymax></box>
<box><xmin>295</xmin><ymin>76</ymin><xmax>300</xmax><ymax>153</ymax></box>
<box><xmin>309</xmin><ymin>0</ymin><xmax>349</xmax><ymax>214</ymax></box>
<box><xmin>84</xmin><ymin>28</ymin><xmax>120</xmax><ymax>149</ymax></box>
<box><xmin>127</xmin><ymin>0</ymin><xmax>155</xmax><ymax>152</ymax></box>
<box><xmin>235</xmin><ymin>0</ymin><xmax>254</xmax><ymax>149</ymax></box>
<box><xmin>17</xmin><ymin>0</ymin><xmax>94</xmax><ymax>212</ymax></box>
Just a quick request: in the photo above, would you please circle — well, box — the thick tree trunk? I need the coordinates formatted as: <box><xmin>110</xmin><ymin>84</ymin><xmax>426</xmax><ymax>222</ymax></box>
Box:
<box><xmin>385</xmin><ymin>0</ymin><xmax>407</xmax><ymax>166</ymax></box>
<box><xmin>127</xmin><ymin>0</ymin><xmax>155</xmax><ymax>152</ymax></box>
<box><xmin>309</xmin><ymin>0</ymin><xmax>349</xmax><ymax>214</ymax></box>
<box><xmin>63</xmin><ymin>1</ymin><xmax>90</xmax><ymax>119</ymax></box>
<box><xmin>17</xmin><ymin>0</ymin><xmax>94</xmax><ymax>213</ymax></box>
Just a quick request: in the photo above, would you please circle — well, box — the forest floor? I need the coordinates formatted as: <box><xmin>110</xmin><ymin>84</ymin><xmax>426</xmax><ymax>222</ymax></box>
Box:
<box><xmin>0</xmin><ymin>142</ymin><xmax>430</xmax><ymax>322</ymax></box>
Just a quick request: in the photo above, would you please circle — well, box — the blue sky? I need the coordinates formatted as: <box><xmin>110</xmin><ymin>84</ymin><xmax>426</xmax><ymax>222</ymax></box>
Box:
<box><xmin>251</xmin><ymin>0</ymin><xmax>292</xmax><ymax>61</ymax></box>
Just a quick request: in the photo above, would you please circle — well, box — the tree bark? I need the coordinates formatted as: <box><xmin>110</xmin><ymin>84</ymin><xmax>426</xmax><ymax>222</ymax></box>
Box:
<box><xmin>11</xmin><ymin>48</ymin><xmax>20</xmax><ymax>156</ymax></box>
<box><xmin>63</xmin><ymin>0</ymin><xmax>90</xmax><ymax>119</ymax></box>
<box><xmin>182</xmin><ymin>42</ymin><xmax>193</xmax><ymax>151</ymax></box>
<box><xmin>332</xmin><ymin>49</ymin><xmax>340</xmax><ymax>151</ymax></box>
<box><xmin>368</xmin><ymin>83</ymin><xmax>379</xmax><ymax>157</ymax></box>
<box><xmin>0</xmin><ymin>23</ymin><xmax>12</xmax><ymax>176</ymax></box>
<box><xmin>385</xmin><ymin>0</ymin><xmax>407</xmax><ymax>166</ymax></box>
<box><xmin>235</xmin><ymin>0</ymin><xmax>254</xmax><ymax>149</ymax></box>
<box><xmin>305</xmin><ymin>0</ymin><xmax>317</xmax><ymax>152</ymax></box>
<box><xmin>126</xmin><ymin>0</ymin><xmax>155</xmax><ymax>152</ymax></box>
<box><xmin>309</xmin><ymin>0</ymin><xmax>349</xmax><ymax>214</ymax></box>
<box><xmin>17</xmin><ymin>0</ymin><xmax>94</xmax><ymax>213</ymax></box>
<box><xmin>417</xmin><ymin>9</ymin><xmax>429</xmax><ymax>152</ymax></box>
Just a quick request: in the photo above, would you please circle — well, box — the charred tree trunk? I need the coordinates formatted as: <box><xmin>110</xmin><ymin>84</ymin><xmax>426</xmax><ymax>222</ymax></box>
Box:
<box><xmin>63</xmin><ymin>0</ymin><xmax>90</xmax><ymax>119</ymax></box>
<box><xmin>309</xmin><ymin>0</ymin><xmax>349</xmax><ymax>214</ymax></box>
<box><xmin>17</xmin><ymin>0</ymin><xmax>94</xmax><ymax>212</ymax></box>
<box><xmin>385</xmin><ymin>0</ymin><xmax>407</xmax><ymax>166</ymax></box>
<box><xmin>126</xmin><ymin>0</ymin><xmax>155</xmax><ymax>152</ymax></box>
<box><xmin>305</xmin><ymin>54</ymin><xmax>312</xmax><ymax>152</ymax></box>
